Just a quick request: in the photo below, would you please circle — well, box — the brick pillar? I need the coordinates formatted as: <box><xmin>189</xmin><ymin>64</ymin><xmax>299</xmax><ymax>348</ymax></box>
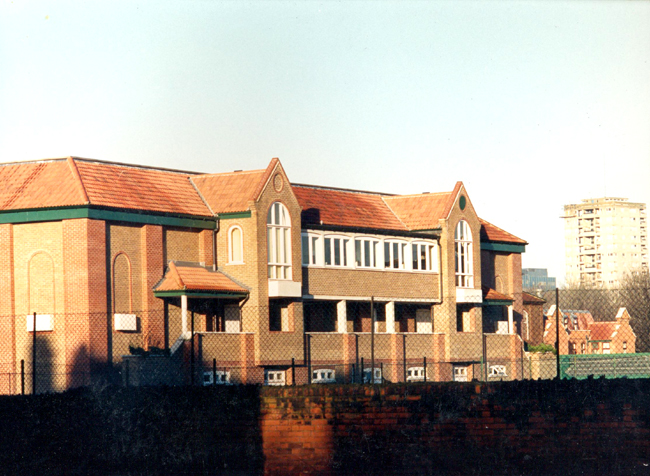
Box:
<box><xmin>0</xmin><ymin>224</ymin><xmax>15</xmax><ymax>393</ymax></box>
<box><xmin>198</xmin><ymin>229</ymin><xmax>214</xmax><ymax>268</ymax></box>
<box><xmin>140</xmin><ymin>225</ymin><xmax>164</xmax><ymax>349</ymax></box>
<box><xmin>385</xmin><ymin>302</ymin><xmax>395</xmax><ymax>333</ymax></box>
<box><xmin>62</xmin><ymin>219</ymin><xmax>107</xmax><ymax>388</ymax></box>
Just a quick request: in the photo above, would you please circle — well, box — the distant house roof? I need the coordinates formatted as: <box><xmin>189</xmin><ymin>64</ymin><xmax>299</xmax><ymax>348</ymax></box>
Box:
<box><xmin>588</xmin><ymin>322</ymin><xmax>617</xmax><ymax>341</ymax></box>
<box><xmin>153</xmin><ymin>262</ymin><xmax>248</xmax><ymax>295</ymax></box>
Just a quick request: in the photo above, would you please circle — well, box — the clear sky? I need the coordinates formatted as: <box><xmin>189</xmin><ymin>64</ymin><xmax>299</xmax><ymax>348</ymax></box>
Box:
<box><xmin>1</xmin><ymin>0</ymin><xmax>649</xmax><ymax>283</ymax></box>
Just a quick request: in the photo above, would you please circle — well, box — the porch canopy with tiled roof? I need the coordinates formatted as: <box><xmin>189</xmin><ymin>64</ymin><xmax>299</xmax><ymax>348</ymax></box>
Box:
<box><xmin>153</xmin><ymin>261</ymin><xmax>249</xmax><ymax>337</ymax></box>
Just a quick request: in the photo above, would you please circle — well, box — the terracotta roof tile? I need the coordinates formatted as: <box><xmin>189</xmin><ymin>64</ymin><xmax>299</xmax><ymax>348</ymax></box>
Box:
<box><xmin>154</xmin><ymin>262</ymin><xmax>248</xmax><ymax>293</ymax></box>
<box><xmin>480</xmin><ymin>218</ymin><xmax>527</xmax><ymax>244</ymax></box>
<box><xmin>482</xmin><ymin>286</ymin><xmax>514</xmax><ymax>301</ymax></box>
<box><xmin>293</xmin><ymin>186</ymin><xmax>407</xmax><ymax>231</ymax></box>
<box><xmin>0</xmin><ymin>159</ymin><xmax>87</xmax><ymax>210</ymax></box>
<box><xmin>383</xmin><ymin>191</ymin><xmax>454</xmax><ymax>230</ymax></box>
<box><xmin>522</xmin><ymin>292</ymin><xmax>545</xmax><ymax>304</ymax></box>
<box><xmin>192</xmin><ymin>169</ymin><xmax>267</xmax><ymax>214</ymax></box>
<box><xmin>75</xmin><ymin>160</ymin><xmax>212</xmax><ymax>216</ymax></box>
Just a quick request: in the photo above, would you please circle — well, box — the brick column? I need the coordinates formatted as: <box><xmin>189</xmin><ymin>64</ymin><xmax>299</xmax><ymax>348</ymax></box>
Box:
<box><xmin>385</xmin><ymin>302</ymin><xmax>395</xmax><ymax>333</ymax></box>
<box><xmin>140</xmin><ymin>225</ymin><xmax>164</xmax><ymax>349</ymax></box>
<box><xmin>62</xmin><ymin>219</ymin><xmax>107</xmax><ymax>387</ymax></box>
<box><xmin>0</xmin><ymin>224</ymin><xmax>15</xmax><ymax>393</ymax></box>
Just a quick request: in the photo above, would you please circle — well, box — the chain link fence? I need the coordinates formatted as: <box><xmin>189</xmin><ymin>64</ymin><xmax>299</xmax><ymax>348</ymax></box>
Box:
<box><xmin>1</xmin><ymin>284</ymin><xmax>648</xmax><ymax>394</ymax></box>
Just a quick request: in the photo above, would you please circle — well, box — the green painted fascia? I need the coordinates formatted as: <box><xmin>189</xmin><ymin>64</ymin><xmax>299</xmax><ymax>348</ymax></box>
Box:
<box><xmin>482</xmin><ymin>300</ymin><xmax>513</xmax><ymax>306</ymax></box>
<box><xmin>481</xmin><ymin>242</ymin><xmax>526</xmax><ymax>253</ymax></box>
<box><xmin>218</xmin><ymin>211</ymin><xmax>252</xmax><ymax>220</ymax></box>
<box><xmin>0</xmin><ymin>206</ymin><xmax>217</xmax><ymax>229</ymax></box>
<box><xmin>153</xmin><ymin>290</ymin><xmax>247</xmax><ymax>299</ymax></box>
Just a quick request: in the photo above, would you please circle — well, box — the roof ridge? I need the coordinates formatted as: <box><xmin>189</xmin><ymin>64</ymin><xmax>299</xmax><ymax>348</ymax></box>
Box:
<box><xmin>188</xmin><ymin>176</ymin><xmax>216</xmax><ymax>216</ymax></box>
<box><xmin>194</xmin><ymin>169</ymin><xmax>266</xmax><ymax>179</ymax></box>
<box><xmin>168</xmin><ymin>261</ymin><xmax>186</xmax><ymax>290</ymax></box>
<box><xmin>292</xmin><ymin>183</ymin><xmax>394</xmax><ymax>196</ymax></box>
<box><xmin>252</xmin><ymin>158</ymin><xmax>280</xmax><ymax>203</ymax></box>
<box><xmin>67</xmin><ymin>157</ymin><xmax>90</xmax><ymax>205</ymax></box>
<box><xmin>381</xmin><ymin>196</ymin><xmax>408</xmax><ymax>229</ymax></box>
<box><xmin>383</xmin><ymin>191</ymin><xmax>452</xmax><ymax>200</ymax></box>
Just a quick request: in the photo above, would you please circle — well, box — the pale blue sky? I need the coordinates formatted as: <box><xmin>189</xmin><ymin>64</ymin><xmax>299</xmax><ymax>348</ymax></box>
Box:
<box><xmin>1</xmin><ymin>0</ymin><xmax>649</xmax><ymax>283</ymax></box>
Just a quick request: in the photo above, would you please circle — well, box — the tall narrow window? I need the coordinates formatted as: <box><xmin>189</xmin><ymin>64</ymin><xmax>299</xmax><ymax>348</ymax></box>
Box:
<box><xmin>455</xmin><ymin>220</ymin><xmax>473</xmax><ymax>287</ymax></box>
<box><xmin>267</xmin><ymin>202</ymin><xmax>292</xmax><ymax>279</ymax></box>
<box><xmin>229</xmin><ymin>226</ymin><xmax>244</xmax><ymax>263</ymax></box>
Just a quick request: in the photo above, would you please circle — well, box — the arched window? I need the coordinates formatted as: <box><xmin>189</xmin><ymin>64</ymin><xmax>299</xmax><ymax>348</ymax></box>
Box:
<box><xmin>228</xmin><ymin>226</ymin><xmax>244</xmax><ymax>263</ymax></box>
<box><xmin>267</xmin><ymin>202</ymin><xmax>292</xmax><ymax>279</ymax></box>
<box><xmin>455</xmin><ymin>220</ymin><xmax>473</xmax><ymax>287</ymax></box>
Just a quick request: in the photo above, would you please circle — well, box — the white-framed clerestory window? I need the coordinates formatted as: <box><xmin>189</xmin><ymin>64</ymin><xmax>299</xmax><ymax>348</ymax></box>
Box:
<box><xmin>267</xmin><ymin>202</ymin><xmax>292</xmax><ymax>280</ymax></box>
<box><xmin>455</xmin><ymin>220</ymin><xmax>473</xmax><ymax>287</ymax></box>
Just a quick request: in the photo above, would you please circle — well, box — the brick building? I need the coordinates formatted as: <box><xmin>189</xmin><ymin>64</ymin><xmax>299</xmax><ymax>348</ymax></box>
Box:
<box><xmin>0</xmin><ymin>157</ymin><xmax>528</xmax><ymax>391</ymax></box>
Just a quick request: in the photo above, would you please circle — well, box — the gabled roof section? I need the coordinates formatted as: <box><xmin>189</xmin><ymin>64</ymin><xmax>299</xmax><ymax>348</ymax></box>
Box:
<box><xmin>0</xmin><ymin>157</ymin><xmax>213</xmax><ymax>217</ymax></box>
<box><xmin>293</xmin><ymin>185</ymin><xmax>408</xmax><ymax>231</ymax></box>
<box><xmin>74</xmin><ymin>159</ymin><xmax>212</xmax><ymax>216</ymax></box>
<box><xmin>154</xmin><ymin>261</ymin><xmax>248</xmax><ymax>294</ymax></box>
<box><xmin>191</xmin><ymin>159</ymin><xmax>280</xmax><ymax>214</ymax></box>
<box><xmin>479</xmin><ymin>218</ymin><xmax>527</xmax><ymax>245</ymax></box>
<box><xmin>522</xmin><ymin>292</ymin><xmax>545</xmax><ymax>304</ymax></box>
<box><xmin>382</xmin><ymin>189</ymin><xmax>455</xmax><ymax>231</ymax></box>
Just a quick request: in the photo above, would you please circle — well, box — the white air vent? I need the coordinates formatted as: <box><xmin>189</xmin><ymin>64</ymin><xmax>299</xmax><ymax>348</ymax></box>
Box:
<box><xmin>265</xmin><ymin>369</ymin><xmax>286</xmax><ymax>386</ymax></box>
<box><xmin>114</xmin><ymin>313</ymin><xmax>138</xmax><ymax>331</ymax></box>
<box><xmin>312</xmin><ymin>369</ymin><xmax>336</xmax><ymax>384</ymax></box>
<box><xmin>26</xmin><ymin>314</ymin><xmax>53</xmax><ymax>332</ymax></box>
<box><xmin>203</xmin><ymin>371</ymin><xmax>231</xmax><ymax>386</ymax></box>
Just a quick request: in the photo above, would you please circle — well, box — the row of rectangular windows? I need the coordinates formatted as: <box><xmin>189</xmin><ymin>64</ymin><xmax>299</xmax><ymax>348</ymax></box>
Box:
<box><xmin>301</xmin><ymin>232</ymin><xmax>439</xmax><ymax>272</ymax></box>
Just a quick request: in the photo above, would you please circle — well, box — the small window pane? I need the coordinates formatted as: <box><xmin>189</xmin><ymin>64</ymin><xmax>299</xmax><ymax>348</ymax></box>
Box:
<box><xmin>325</xmin><ymin>238</ymin><xmax>332</xmax><ymax>265</ymax></box>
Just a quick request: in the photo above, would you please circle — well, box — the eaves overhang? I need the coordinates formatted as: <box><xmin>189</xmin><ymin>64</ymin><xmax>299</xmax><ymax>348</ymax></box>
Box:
<box><xmin>480</xmin><ymin>241</ymin><xmax>526</xmax><ymax>253</ymax></box>
<box><xmin>152</xmin><ymin>290</ymin><xmax>248</xmax><ymax>299</ymax></box>
<box><xmin>0</xmin><ymin>205</ymin><xmax>217</xmax><ymax>229</ymax></box>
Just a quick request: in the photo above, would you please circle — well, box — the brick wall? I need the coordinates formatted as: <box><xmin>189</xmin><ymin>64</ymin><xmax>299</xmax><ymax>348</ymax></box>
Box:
<box><xmin>260</xmin><ymin>379</ymin><xmax>650</xmax><ymax>476</ymax></box>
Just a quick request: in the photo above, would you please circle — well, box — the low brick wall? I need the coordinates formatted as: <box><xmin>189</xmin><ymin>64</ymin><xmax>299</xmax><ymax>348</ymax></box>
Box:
<box><xmin>1</xmin><ymin>379</ymin><xmax>649</xmax><ymax>475</ymax></box>
<box><xmin>260</xmin><ymin>379</ymin><xmax>650</xmax><ymax>475</ymax></box>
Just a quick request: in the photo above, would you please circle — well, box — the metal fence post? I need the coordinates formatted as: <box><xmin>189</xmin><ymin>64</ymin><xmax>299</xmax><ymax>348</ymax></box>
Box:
<box><xmin>307</xmin><ymin>334</ymin><xmax>312</xmax><ymax>384</ymax></box>
<box><xmin>355</xmin><ymin>334</ymin><xmax>359</xmax><ymax>382</ymax></box>
<box><xmin>360</xmin><ymin>357</ymin><xmax>364</xmax><ymax>383</ymax></box>
<box><xmin>291</xmin><ymin>357</ymin><xmax>295</xmax><ymax>386</ymax></box>
<box><xmin>423</xmin><ymin>356</ymin><xmax>427</xmax><ymax>384</ymax></box>
<box><xmin>370</xmin><ymin>296</ymin><xmax>375</xmax><ymax>386</ymax></box>
<box><xmin>403</xmin><ymin>333</ymin><xmax>407</xmax><ymax>383</ymax></box>
<box><xmin>555</xmin><ymin>288</ymin><xmax>560</xmax><ymax>380</ymax></box>
<box><xmin>20</xmin><ymin>359</ymin><xmax>24</xmax><ymax>395</ymax></box>
<box><xmin>190</xmin><ymin>311</ymin><xmax>195</xmax><ymax>386</ymax></box>
<box><xmin>32</xmin><ymin>312</ymin><xmax>36</xmax><ymax>394</ymax></box>
<box><xmin>213</xmin><ymin>358</ymin><xmax>217</xmax><ymax>387</ymax></box>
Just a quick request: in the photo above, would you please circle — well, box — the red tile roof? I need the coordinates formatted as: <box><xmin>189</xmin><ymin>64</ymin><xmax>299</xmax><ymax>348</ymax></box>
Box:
<box><xmin>75</xmin><ymin>159</ymin><xmax>212</xmax><ymax>216</ymax></box>
<box><xmin>192</xmin><ymin>169</ymin><xmax>266</xmax><ymax>214</ymax></box>
<box><xmin>0</xmin><ymin>157</ymin><xmax>213</xmax><ymax>217</ymax></box>
<box><xmin>382</xmin><ymin>191</ymin><xmax>454</xmax><ymax>230</ymax></box>
<box><xmin>154</xmin><ymin>262</ymin><xmax>248</xmax><ymax>293</ymax></box>
<box><xmin>0</xmin><ymin>159</ymin><xmax>86</xmax><ymax>210</ymax></box>
<box><xmin>480</xmin><ymin>218</ymin><xmax>527</xmax><ymax>244</ymax></box>
<box><xmin>522</xmin><ymin>292</ymin><xmax>545</xmax><ymax>304</ymax></box>
<box><xmin>482</xmin><ymin>286</ymin><xmax>514</xmax><ymax>301</ymax></box>
<box><xmin>293</xmin><ymin>186</ymin><xmax>408</xmax><ymax>231</ymax></box>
